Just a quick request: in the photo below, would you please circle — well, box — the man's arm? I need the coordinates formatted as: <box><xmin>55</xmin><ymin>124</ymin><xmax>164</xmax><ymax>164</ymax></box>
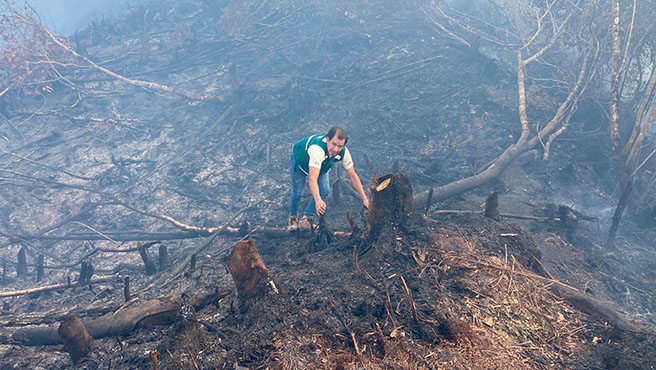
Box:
<box><xmin>346</xmin><ymin>166</ymin><xmax>369</xmax><ymax>209</ymax></box>
<box><xmin>308</xmin><ymin>166</ymin><xmax>327</xmax><ymax>216</ymax></box>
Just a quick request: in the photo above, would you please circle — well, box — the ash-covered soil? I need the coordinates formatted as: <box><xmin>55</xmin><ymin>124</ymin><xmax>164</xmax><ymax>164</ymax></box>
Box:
<box><xmin>0</xmin><ymin>0</ymin><xmax>655</xmax><ymax>369</ymax></box>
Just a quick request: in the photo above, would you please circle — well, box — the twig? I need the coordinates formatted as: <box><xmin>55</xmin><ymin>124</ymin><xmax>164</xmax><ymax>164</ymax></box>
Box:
<box><xmin>400</xmin><ymin>275</ymin><xmax>419</xmax><ymax>322</ymax></box>
<box><xmin>329</xmin><ymin>300</ymin><xmax>361</xmax><ymax>356</ymax></box>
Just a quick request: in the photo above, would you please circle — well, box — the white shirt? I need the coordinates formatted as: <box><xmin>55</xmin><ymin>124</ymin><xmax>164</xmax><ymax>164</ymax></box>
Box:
<box><xmin>307</xmin><ymin>144</ymin><xmax>353</xmax><ymax>171</ymax></box>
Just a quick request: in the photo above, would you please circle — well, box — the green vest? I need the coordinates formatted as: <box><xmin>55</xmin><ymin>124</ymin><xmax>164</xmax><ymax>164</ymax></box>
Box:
<box><xmin>293</xmin><ymin>134</ymin><xmax>346</xmax><ymax>176</ymax></box>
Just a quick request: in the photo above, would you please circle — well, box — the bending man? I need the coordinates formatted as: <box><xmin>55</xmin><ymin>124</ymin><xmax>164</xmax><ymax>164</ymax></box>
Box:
<box><xmin>289</xmin><ymin>127</ymin><xmax>369</xmax><ymax>230</ymax></box>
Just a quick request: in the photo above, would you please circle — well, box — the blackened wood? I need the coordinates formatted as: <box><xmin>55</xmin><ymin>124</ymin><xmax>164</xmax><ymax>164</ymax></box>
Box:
<box><xmin>158</xmin><ymin>245</ymin><xmax>168</xmax><ymax>271</ymax></box>
<box><xmin>606</xmin><ymin>180</ymin><xmax>632</xmax><ymax>248</ymax></box>
<box><xmin>483</xmin><ymin>192</ymin><xmax>500</xmax><ymax>220</ymax></box>
<box><xmin>16</xmin><ymin>247</ymin><xmax>27</xmax><ymax>276</ymax></box>
<box><xmin>365</xmin><ymin>173</ymin><xmax>414</xmax><ymax>242</ymax></box>
<box><xmin>189</xmin><ymin>254</ymin><xmax>197</xmax><ymax>273</ymax></box>
<box><xmin>58</xmin><ymin>316</ymin><xmax>91</xmax><ymax>365</ymax></box>
<box><xmin>137</xmin><ymin>242</ymin><xmax>157</xmax><ymax>275</ymax></box>
<box><xmin>123</xmin><ymin>277</ymin><xmax>130</xmax><ymax>303</ymax></box>
<box><xmin>346</xmin><ymin>212</ymin><xmax>361</xmax><ymax>238</ymax></box>
<box><xmin>425</xmin><ymin>188</ymin><xmax>433</xmax><ymax>216</ymax></box>
<box><xmin>36</xmin><ymin>255</ymin><xmax>44</xmax><ymax>282</ymax></box>
<box><xmin>78</xmin><ymin>261</ymin><xmax>94</xmax><ymax>285</ymax></box>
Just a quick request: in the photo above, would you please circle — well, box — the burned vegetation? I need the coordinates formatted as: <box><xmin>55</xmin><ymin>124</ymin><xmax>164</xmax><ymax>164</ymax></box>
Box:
<box><xmin>1</xmin><ymin>0</ymin><xmax>656</xmax><ymax>369</ymax></box>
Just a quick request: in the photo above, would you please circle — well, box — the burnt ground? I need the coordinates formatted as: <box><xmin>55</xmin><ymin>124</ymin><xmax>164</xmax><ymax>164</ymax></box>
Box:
<box><xmin>0</xmin><ymin>0</ymin><xmax>656</xmax><ymax>369</ymax></box>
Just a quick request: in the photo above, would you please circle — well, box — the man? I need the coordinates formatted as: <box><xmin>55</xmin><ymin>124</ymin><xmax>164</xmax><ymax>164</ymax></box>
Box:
<box><xmin>289</xmin><ymin>127</ymin><xmax>369</xmax><ymax>230</ymax></box>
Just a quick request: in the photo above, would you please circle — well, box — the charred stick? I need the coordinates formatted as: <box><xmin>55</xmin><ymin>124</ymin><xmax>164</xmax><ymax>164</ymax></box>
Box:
<box><xmin>123</xmin><ymin>277</ymin><xmax>131</xmax><ymax>303</ymax></box>
<box><xmin>329</xmin><ymin>299</ymin><xmax>361</xmax><ymax>356</ymax></box>
<box><xmin>36</xmin><ymin>255</ymin><xmax>44</xmax><ymax>282</ymax></box>
<box><xmin>425</xmin><ymin>188</ymin><xmax>433</xmax><ymax>216</ymax></box>
<box><xmin>346</xmin><ymin>212</ymin><xmax>361</xmax><ymax>237</ymax></box>
<box><xmin>353</xmin><ymin>245</ymin><xmax>381</xmax><ymax>292</ymax></box>
<box><xmin>400</xmin><ymin>275</ymin><xmax>419</xmax><ymax>322</ymax></box>
<box><xmin>189</xmin><ymin>253</ymin><xmax>197</xmax><ymax>273</ymax></box>
<box><xmin>158</xmin><ymin>245</ymin><xmax>168</xmax><ymax>271</ymax></box>
<box><xmin>137</xmin><ymin>242</ymin><xmax>158</xmax><ymax>276</ymax></box>
<box><xmin>17</xmin><ymin>247</ymin><xmax>27</xmax><ymax>276</ymax></box>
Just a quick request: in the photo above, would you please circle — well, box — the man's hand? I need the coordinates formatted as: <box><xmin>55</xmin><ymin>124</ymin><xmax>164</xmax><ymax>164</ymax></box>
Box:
<box><xmin>362</xmin><ymin>197</ymin><xmax>369</xmax><ymax>210</ymax></box>
<box><xmin>316</xmin><ymin>198</ymin><xmax>327</xmax><ymax>216</ymax></box>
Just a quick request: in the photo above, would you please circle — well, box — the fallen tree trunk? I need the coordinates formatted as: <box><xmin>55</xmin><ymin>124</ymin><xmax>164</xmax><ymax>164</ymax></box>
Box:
<box><xmin>2</xmin><ymin>289</ymin><xmax>231</xmax><ymax>345</ymax></box>
<box><xmin>13</xmin><ymin>226</ymin><xmax>353</xmax><ymax>242</ymax></box>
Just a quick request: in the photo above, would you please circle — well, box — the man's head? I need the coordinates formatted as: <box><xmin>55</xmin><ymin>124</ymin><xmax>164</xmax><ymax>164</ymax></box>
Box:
<box><xmin>326</xmin><ymin>127</ymin><xmax>348</xmax><ymax>157</ymax></box>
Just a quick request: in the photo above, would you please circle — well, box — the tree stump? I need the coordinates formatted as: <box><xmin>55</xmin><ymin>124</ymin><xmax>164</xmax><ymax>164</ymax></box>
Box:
<box><xmin>364</xmin><ymin>173</ymin><xmax>415</xmax><ymax>242</ymax></box>
<box><xmin>226</xmin><ymin>239</ymin><xmax>278</xmax><ymax>300</ymax></box>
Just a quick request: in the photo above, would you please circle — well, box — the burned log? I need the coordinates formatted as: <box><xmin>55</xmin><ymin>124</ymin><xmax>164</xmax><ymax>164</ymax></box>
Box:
<box><xmin>4</xmin><ymin>289</ymin><xmax>231</xmax><ymax>346</ymax></box>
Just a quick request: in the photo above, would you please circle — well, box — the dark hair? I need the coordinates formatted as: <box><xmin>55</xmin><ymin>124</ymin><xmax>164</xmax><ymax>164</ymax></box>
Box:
<box><xmin>326</xmin><ymin>126</ymin><xmax>348</xmax><ymax>144</ymax></box>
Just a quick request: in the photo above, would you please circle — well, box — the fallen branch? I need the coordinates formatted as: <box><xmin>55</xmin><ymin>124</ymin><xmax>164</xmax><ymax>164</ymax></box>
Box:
<box><xmin>0</xmin><ymin>275</ymin><xmax>119</xmax><ymax>298</ymax></box>
<box><xmin>3</xmin><ymin>290</ymin><xmax>231</xmax><ymax>345</ymax></box>
<box><xmin>38</xmin><ymin>25</ymin><xmax>223</xmax><ymax>102</ymax></box>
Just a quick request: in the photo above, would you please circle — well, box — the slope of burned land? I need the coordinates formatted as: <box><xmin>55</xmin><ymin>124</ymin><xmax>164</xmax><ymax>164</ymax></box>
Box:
<box><xmin>0</xmin><ymin>0</ymin><xmax>655</xmax><ymax>369</ymax></box>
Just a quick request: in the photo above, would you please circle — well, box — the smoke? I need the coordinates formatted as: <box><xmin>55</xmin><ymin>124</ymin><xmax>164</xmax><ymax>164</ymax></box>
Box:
<box><xmin>23</xmin><ymin>0</ymin><xmax>142</xmax><ymax>36</ymax></box>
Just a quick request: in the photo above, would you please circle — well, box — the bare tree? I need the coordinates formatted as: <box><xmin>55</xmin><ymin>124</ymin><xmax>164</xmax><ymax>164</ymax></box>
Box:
<box><xmin>413</xmin><ymin>0</ymin><xmax>599</xmax><ymax>206</ymax></box>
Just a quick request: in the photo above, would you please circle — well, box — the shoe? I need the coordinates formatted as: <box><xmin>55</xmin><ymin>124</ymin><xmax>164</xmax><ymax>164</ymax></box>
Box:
<box><xmin>298</xmin><ymin>216</ymin><xmax>313</xmax><ymax>231</ymax></box>
<box><xmin>288</xmin><ymin>216</ymin><xmax>298</xmax><ymax>230</ymax></box>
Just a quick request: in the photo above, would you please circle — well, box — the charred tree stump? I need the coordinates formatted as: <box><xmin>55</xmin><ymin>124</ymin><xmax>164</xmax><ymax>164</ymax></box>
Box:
<box><xmin>16</xmin><ymin>247</ymin><xmax>27</xmax><ymax>276</ymax></box>
<box><xmin>226</xmin><ymin>239</ymin><xmax>278</xmax><ymax>301</ymax></box>
<box><xmin>313</xmin><ymin>216</ymin><xmax>333</xmax><ymax>251</ymax></box>
<box><xmin>58</xmin><ymin>316</ymin><xmax>92</xmax><ymax>365</ymax></box>
<box><xmin>158</xmin><ymin>245</ymin><xmax>168</xmax><ymax>271</ymax></box>
<box><xmin>606</xmin><ymin>180</ymin><xmax>632</xmax><ymax>248</ymax></box>
<box><xmin>36</xmin><ymin>255</ymin><xmax>44</xmax><ymax>283</ymax></box>
<box><xmin>137</xmin><ymin>242</ymin><xmax>157</xmax><ymax>275</ymax></box>
<box><xmin>78</xmin><ymin>261</ymin><xmax>94</xmax><ymax>285</ymax></box>
<box><xmin>189</xmin><ymin>253</ymin><xmax>197</xmax><ymax>274</ymax></box>
<box><xmin>483</xmin><ymin>192</ymin><xmax>500</xmax><ymax>220</ymax></box>
<box><xmin>124</xmin><ymin>277</ymin><xmax>131</xmax><ymax>303</ymax></box>
<box><xmin>365</xmin><ymin>173</ymin><xmax>414</xmax><ymax>242</ymax></box>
